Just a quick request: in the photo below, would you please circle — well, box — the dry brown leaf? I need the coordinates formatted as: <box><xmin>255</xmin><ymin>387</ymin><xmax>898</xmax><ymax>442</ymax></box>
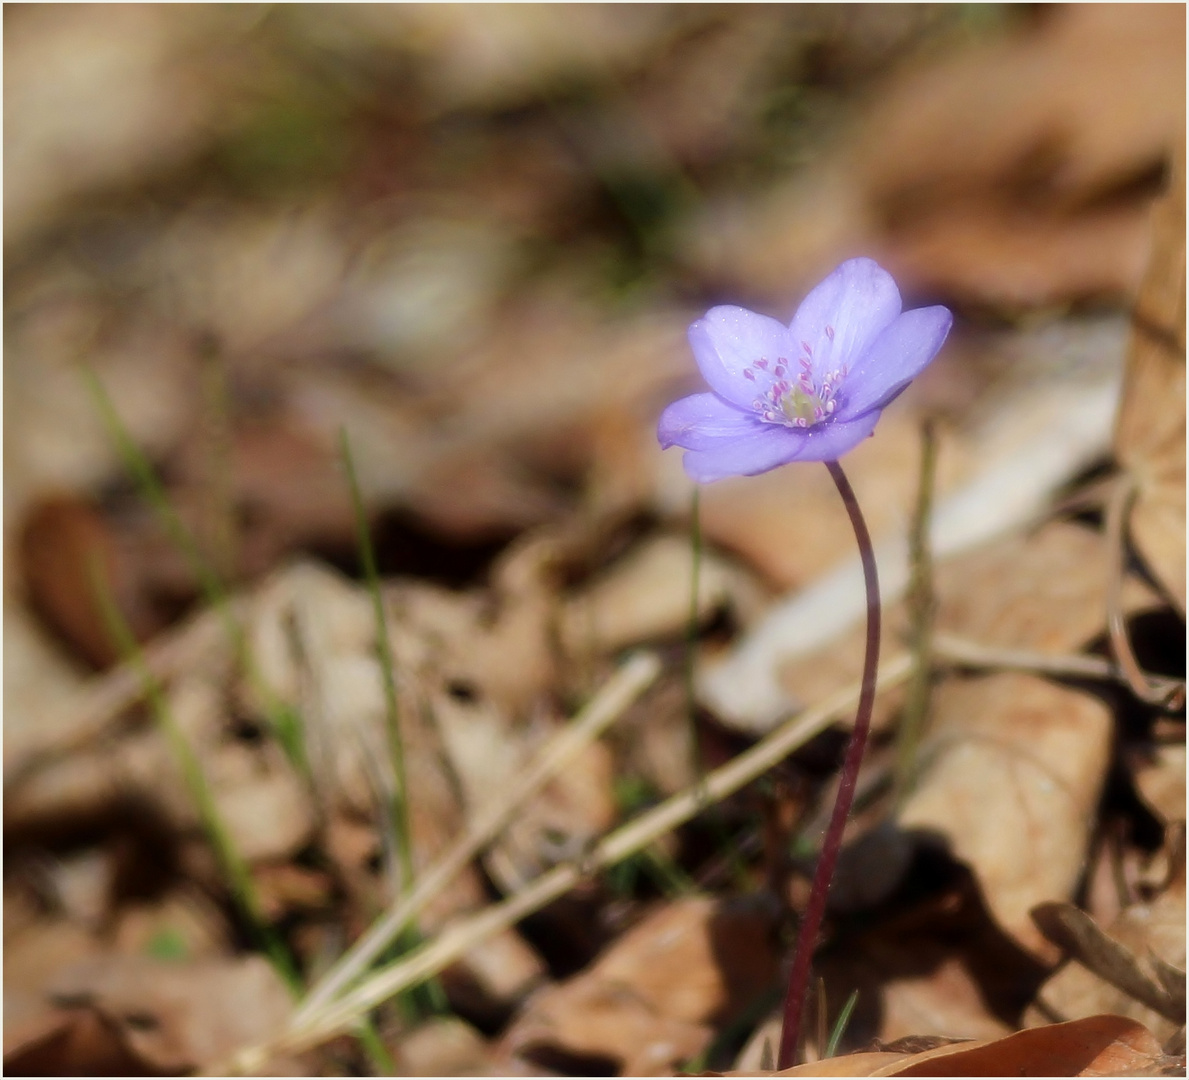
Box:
<box><xmin>18</xmin><ymin>495</ymin><xmax>139</xmax><ymax>669</ymax></box>
<box><xmin>1113</xmin><ymin>138</ymin><xmax>1186</xmax><ymax>614</ymax></box>
<box><xmin>3</xmin><ymin>1007</ymin><xmax>150</xmax><ymax>1078</ymax></box>
<box><xmin>559</xmin><ymin>533</ymin><xmax>767</xmax><ymax>657</ymax></box>
<box><xmin>248</xmin><ymin>562</ymin><xmax>553</xmax><ymax>1015</ymax></box>
<box><xmin>808</xmin><ymin>873</ymin><xmax>1042</xmax><ymax>1057</ymax></box>
<box><xmin>33</xmin><ymin>954</ymin><xmax>292</xmax><ymax>1076</ymax></box>
<box><xmin>3</xmin><ymin>920</ymin><xmax>105</xmax><ymax>1059</ymax></box>
<box><xmin>1130</xmin><ymin>743</ymin><xmax>1187</xmax><ymax>826</ymax></box>
<box><xmin>931</xmin><ymin>520</ymin><xmax>1158</xmax><ymax>654</ymax></box>
<box><xmin>873</xmin><ymin>1014</ymin><xmax>1168</xmax><ymax>1077</ymax></box>
<box><xmin>729</xmin><ymin>1014</ymin><xmax>1168</xmax><ymax>1077</ymax></box>
<box><xmin>501</xmin><ymin>895</ymin><xmax>779</xmax><ymax>1076</ymax></box>
<box><xmin>328</xmin><ymin>5</ymin><xmax>704</xmax><ymax>112</ymax></box>
<box><xmin>852</xmin><ymin>953</ymin><xmax>1012</xmax><ymax>1052</ymax></box>
<box><xmin>396</xmin><ymin>1016</ymin><xmax>491</xmax><ymax>1077</ymax></box>
<box><xmin>5</xmin><ymin>669</ymin><xmax>316</xmax><ymax>868</ymax></box>
<box><xmin>111</xmin><ymin>890</ymin><xmax>227</xmax><ymax>961</ymax></box>
<box><xmin>898</xmin><ymin>673</ymin><xmax>1112</xmax><ymax>960</ymax></box>
<box><xmin>778</xmin><ymin>519</ymin><xmax>1157</xmax><ymax>739</ymax></box>
<box><xmin>616</xmin><ymin>673</ymin><xmax>701</xmax><ymax>798</ymax></box>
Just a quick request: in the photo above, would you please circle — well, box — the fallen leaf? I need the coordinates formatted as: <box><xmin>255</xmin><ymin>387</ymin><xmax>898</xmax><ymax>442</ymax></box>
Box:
<box><xmin>897</xmin><ymin>673</ymin><xmax>1112</xmax><ymax>959</ymax></box>
<box><xmin>3</xmin><ymin>920</ymin><xmax>105</xmax><ymax>1059</ymax></box>
<box><xmin>1130</xmin><ymin>742</ymin><xmax>1187</xmax><ymax>825</ymax></box>
<box><xmin>775</xmin><ymin>518</ymin><xmax>1157</xmax><ymax>741</ymax></box>
<box><xmin>1113</xmin><ymin>138</ymin><xmax>1186</xmax><ymax>614</ymax></box>
<box><xmin>42</xmin><ymin>954</ymin><xmax>293</xmax><ymax>1075</ymax></box>
<box><xmin>729</xmin><ymin>1014</ymin><xmax>1169</xmax><ymax>1076</ymax></box>
<box><xmin>396</xmin><ymin>1016</ymin><xmax>491</xmax><ymax>1077</ymax></box>
<box><xmin>501</xmin><ymin>895</ymin><xmax>780</xmax><ymax>1075</ymax></box>
<box><xmin>874</xmin><ymin>1014</ymin><xmax>1168</xmax><ymax>1077</ymax></box>
<box><xmin>559</xmin><ymin>533</ymin><xmax>767</xmax><ymax>657</ymax></box>
<box><xmin>18</xmin><ymin>495</ymin><xmax>141</xmax><ymax>669</ymax></box>
<box><xmin>810</xmin><ymin>870</ymin><xmax>1044</xmax><ymax>1056</ymax></box>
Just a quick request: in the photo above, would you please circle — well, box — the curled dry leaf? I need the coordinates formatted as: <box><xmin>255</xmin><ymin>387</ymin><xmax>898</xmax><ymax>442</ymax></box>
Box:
<box><xmin>18</xmin><ymin>494</ymin><xmax>140</xmax><ymax>670</ymax></box>
<box><xmin>501</xmin><ymin>895</ymin><xmax>779</xmax><ymax>1076</ymax></box>
<box><xmin>873</xmin><ymin>1014</ymin><xmax>1169</xmax><ymax>1077</ymax></box>
<box><xmin>1112</xmin><ymin>139</ymin><xmax>1186</xmax><ymax>615</ymax></box>
<box><xmin>1028</xmin><ymin>859</ymin><xmax>1186</xmax><ymax>1044</ymax></box>
<box><xmin>1031</xmin><ymin>902</ymin><xmax>1185</xmax><ymax>1029</ymax></box>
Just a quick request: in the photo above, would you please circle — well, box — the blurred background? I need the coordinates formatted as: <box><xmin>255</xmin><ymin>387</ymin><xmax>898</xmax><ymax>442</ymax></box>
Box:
<box><xmin>4</xmin><ymin>4</ymin><xmax>1185</xmax><ymax>1076</ymax></box>
<box><xmin>6</xmin><ymin>3</ymin><xmax>1183</xmax><ymax>660</ymax></box>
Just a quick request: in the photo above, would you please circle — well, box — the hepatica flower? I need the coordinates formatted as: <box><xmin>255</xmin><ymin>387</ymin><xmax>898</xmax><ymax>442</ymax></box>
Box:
<box><xmin>658</xmin><ymin>258</ymin><xmax>952</xmax><ymax>482</ymax></box>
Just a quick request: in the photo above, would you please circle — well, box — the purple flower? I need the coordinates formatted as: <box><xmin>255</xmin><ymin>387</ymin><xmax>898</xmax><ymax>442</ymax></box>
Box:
<box><xmin>658</xmin><ymin>258</ymin><xmax>952</xmax><ymax>482</ymax></box>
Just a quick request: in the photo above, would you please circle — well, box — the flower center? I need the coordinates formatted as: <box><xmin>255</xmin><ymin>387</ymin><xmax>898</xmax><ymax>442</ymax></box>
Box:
<box><xmin>744</xmin><ymin>340</ymin><xmax>847</xmax><ymax>430</ymax></box>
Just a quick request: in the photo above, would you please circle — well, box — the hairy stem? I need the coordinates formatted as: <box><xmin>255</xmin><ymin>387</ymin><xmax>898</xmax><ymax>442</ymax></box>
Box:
<box><xmin>777</xmin><ymin>459</ymin><xmax>881</xmax><ymax>1069</ymax></box>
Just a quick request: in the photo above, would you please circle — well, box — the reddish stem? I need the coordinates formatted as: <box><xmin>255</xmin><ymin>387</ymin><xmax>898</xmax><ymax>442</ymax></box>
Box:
<box><xmin>776</xmin><ymin>459</ymin><xmax>881</xmax><ymax>1069</ymax></box>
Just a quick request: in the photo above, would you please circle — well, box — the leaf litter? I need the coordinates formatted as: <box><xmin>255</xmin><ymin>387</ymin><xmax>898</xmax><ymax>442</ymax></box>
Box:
<box><xmin>4</xmin><ymin>6</ymin><xmax>1184</xmax><ymax>1077</ymax></box>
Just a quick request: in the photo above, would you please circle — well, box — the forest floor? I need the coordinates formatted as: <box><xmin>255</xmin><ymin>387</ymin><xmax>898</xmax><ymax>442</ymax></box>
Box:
<box><xmin>4</xmin><ymin>5</ymin><xmax>1185</xmax><ymax>1076</ymax></box>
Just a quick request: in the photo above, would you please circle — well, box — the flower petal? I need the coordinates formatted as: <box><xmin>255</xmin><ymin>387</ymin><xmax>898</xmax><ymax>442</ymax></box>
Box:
<box><xmin>781</xmin><ymin>411</ymin><xmax>881</xmax><ymax>463</ymax></box>
<box><xmin>841</xmin><ymin>306</ymin><xmax>953</xmax><ymax>418</ymax></box>
<box><xmin>680</xmin><ymin>411</ymin><xmax>881</xmax><ymax>481</ymax></box>
<box><xmin>658</xmin><ymin>392</ymin><xmax>766</xmax><ymax>450</ymax></box>
<box><xmin>688</xmin><ymin>306</ymin><xmax>793</xmax><ymax>408</ymax></box>
<box><xmin>679</xmin><ymin>425</ymin><xmax>806</xmax><ymax>483</ymax></box>
<box><xmin>787</xmin><ymin>258</ymin><xmax>902</xmax><ymax>381</ymax></box>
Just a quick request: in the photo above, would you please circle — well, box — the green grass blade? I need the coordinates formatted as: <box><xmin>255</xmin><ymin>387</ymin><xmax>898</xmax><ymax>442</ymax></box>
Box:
<box><xmin>338</xmin><ymin>428</ymin><xmax>415</xmax><ymax>898</ymax></box>
<box><xmin>89</xmin><ymin>558</ymin><xmax>302</xmax><ymax>994</ymax></box>
<box><xmin>824</xmin><ymin>989</ymin><xmax>859</xmax><ymax>1058</ymax></box>
<box><xmin>82</xmin><ymin>366</ymin><xmax>310</xmax><ymax>777</ymax></box>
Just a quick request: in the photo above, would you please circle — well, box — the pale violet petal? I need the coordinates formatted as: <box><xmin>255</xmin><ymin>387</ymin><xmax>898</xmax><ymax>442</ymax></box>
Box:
<box><xmin>840</xmin><ymin>306</ymin><xmax>953</xmax><ymax>418</ymax></box>
<box><xmin>787</xmin><ymin>258</ymin><xmax>902</xmax><ymax>381</ymax></box>
<box><xmin>680</xmin><ymin>425</ymin><xmax>806</xmax><ymax>482</ymax></box>
<box><xmin>658</xmin><ymin>392</ymin><xmax>766</xmax><ymax>450</ymax></box>
<box><xmin>681</xmin><ymin>411</ymin><xmax>880</xmax><ymax>480</ymax></box>
<box><xmin>789</xmin><ymin>409</ymin><xmax>884</xmax><ymax>459</ymax></box>
<box><xmin>780</xmin><ymin>410</ymin><xmax>881</xmax><ymax>462</ymax></box>
<box><xmin>688</xmin><ymin>306</ymin><xmax>793</xmax><ymax>409</ymax></box>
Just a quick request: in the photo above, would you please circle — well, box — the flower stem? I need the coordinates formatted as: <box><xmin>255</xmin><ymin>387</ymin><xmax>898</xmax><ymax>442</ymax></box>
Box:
<box><xmin>777</xmin><ymin>459</ymin><xmax>881</xmax><ymax>1069</ymax></box>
